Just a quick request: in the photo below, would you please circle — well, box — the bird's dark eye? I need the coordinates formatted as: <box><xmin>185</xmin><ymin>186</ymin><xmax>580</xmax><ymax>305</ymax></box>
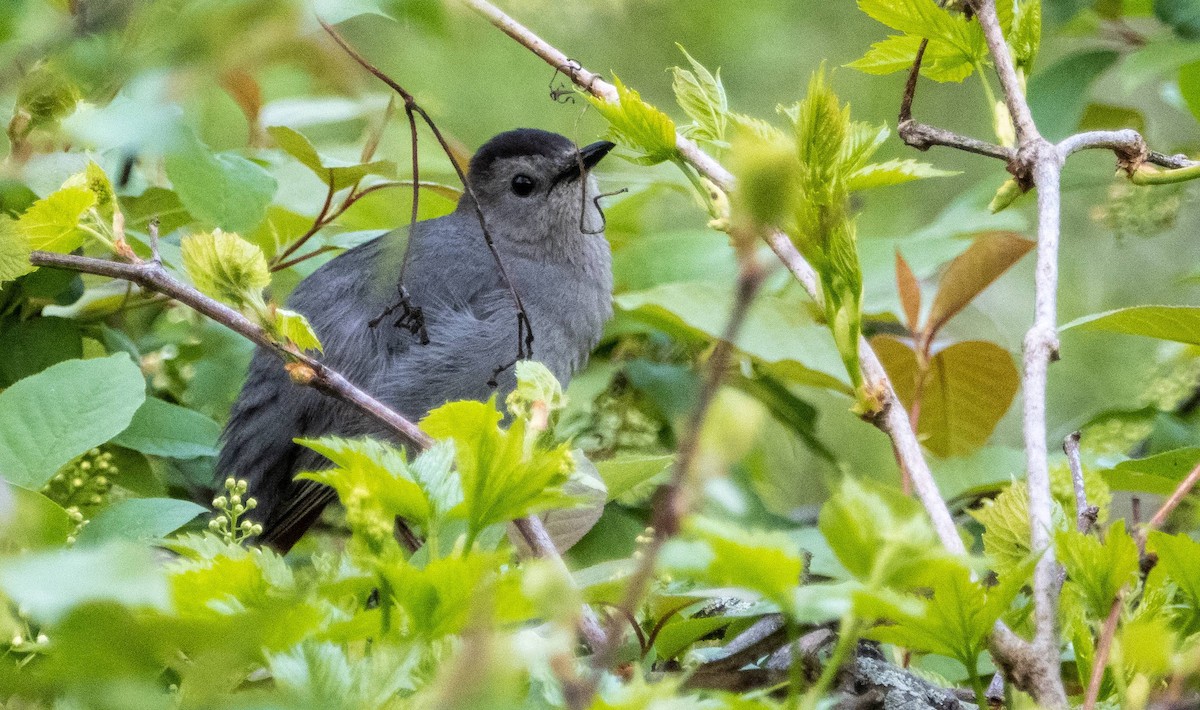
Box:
<box><xmin>511</xmin><ymin>174</ymin><xmax>536</xmax><ymax>197</ymax></box>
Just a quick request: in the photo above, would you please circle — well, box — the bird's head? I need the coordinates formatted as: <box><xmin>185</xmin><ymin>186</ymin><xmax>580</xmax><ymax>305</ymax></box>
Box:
<box><xmin>459</xmin><ymin>128</ymin><xmax>615</xmax><ymax>249</ymax></box>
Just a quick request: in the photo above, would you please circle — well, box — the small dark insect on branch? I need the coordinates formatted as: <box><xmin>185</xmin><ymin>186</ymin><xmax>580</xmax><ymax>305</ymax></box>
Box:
<box><xmin>318</xmin><ymin>18</ymin><xmax>535</xmax><ymax>364</ymax></box>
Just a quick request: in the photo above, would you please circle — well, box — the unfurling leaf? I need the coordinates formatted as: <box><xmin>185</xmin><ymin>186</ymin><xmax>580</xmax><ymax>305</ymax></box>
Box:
<box><xmin>0</xmin><ymin>216</ymin><xmax>33</xmax><ymax>284</ymax></box>
<box><xmin>13</xmin><ymin>62</ymin><xmax>80</xmax><ymax>131</ymax></box>
<box><xmin>926</xmin><ymin>231</ymin><xmax>1035</xmax><ymax>338</ymax></box>
<box><xmin>267</xmin><ymin>125</ymin><xmax>397</xmax><ymax>191</ymax></box>
<box><xmin>872</xmin><ymin>336</ymin><xmax>1019</xmax><ymax>457</ymax></box>
<box><xmin>505</xmin><ymin>360</ymin><xmax>566</xmax><ymax>424</ymax></box>
<box><xmin>672</xmin><ymin>45</ymin><xmax>728</xmax><ymax>145</ymax></box>
<box><xmin>1010</xmin><ymin>0</ymin><xmax>1042</xmax><ymax>70</ymax></box>
<box><xmin>846</xmin><ymin>158</ymin><xmax>959</xmax><ymax>191</ymax></box>
<box><xmin>971</xmin><ymin>480</ymin><xmax>1068</xmax><ymax>575</ymax></box>
<box><xmin>1058</xmin><ymin>520</ymin><xmax>1138</xmax><ymax>620</ymax></box>
<box><xmin>989</xmin><ymin>177</ymin><xmax>1025</xmax><ymax>213</ymax></box>
<box><xmin>421</xmin><ymin>397</ymin><xmax>575</xmax><ymax>544</ymax></box>
<box><xmin>588</xmin><ymin>75</ymin><xmax>679</xmax><ymax>166</ymax></box>
<box><xmin>895</xmin><ymin>250</ymin><xmax>921</xmax><ymax>332</ymax></box>
<box><xmin>848</xmin><ymin>34</ymin><xmax>976</xmax><ymax>82</ymax></box>
<box><xmin>274</xmin><ymin>308</ymin><xmax>323</xmax><ymax>353</ymax></box>
<box><xmin>16</xmin><ymin>186</ymin><xmax>97</xmax><ymax>253</ymax></box>
<box><xmin>181</xmin><ymin>229</ymin><xmax>270</xmax><ymax>311</ymax></box>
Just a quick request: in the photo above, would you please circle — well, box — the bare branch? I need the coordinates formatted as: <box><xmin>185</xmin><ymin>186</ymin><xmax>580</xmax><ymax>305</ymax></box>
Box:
<box><xmin>1063</xmin><ymin>431</ymin><xmax>1098</xmax><ymax>534</ymax></box>
<box><xmin>1083</xmin><ymin>595</ymin><xmax>1123</xmax><ymax>710</ymax></box>
<box><xmin>1143</xmin><ymin>460</ymin><xmax>1200</xmax><ymax>536</ymax></box>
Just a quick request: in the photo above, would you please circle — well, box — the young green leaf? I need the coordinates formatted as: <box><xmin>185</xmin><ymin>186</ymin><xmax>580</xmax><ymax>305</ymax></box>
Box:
<box><xmin>16</xmin><ymin>186</ymin><xmax>97</xmax><ymax>253</ymax></box>
<box><xmin>588</xmin><ymin>75</ymin><xmax>680</xmax><ymax>166</ymax></box>
<box><xmin>75</xmin><ymin>498</ymin><xmax>206</xmax><ymax>546</ymax></box>
<box><xmin>377</xmin><ymin>553</ymin><xmax>509</xmax><ymax>638</ymax></box>
<box><xmin>166</xmin><ymin>132</ymin><xmax>277</xmax><ymax>233</ymax></box>
<box><xmin>1061</xmin><ymin>305</ymin><xmax>1200</xmax><ymax>346</ymax></box>
<box><xmin>14</xmin><ymin>62</ymin><xmax>80</xmax><ymax>131</ymax></box>
<box><xmin>274</xmin><ymin>308</ymin><xmax>324</xmax><ymax>353</ymax></box>
<box><xmin>1103</xmin><ymin>448</ymin><xmax>1200</xmax><ymax>496</ymax></box>
<box><xmin>267</xmin><ymin>125</ymin><xmax>397</xmax><ymax>192</ymax></box>
<box><xmin>971</xmin><ymin>480</ymin><xmax>1068</xmax><ymax>575</ymax></box>
<box><xmin>729</xmin><ymin>127</ymin><xmax>799</xmax><ymax>229</ymax></box>
<box><xmin>895</xmin><ymin>250</ymin><xmax>921</xmax><ymax>332</ymax></box>
<box><xmin>181</xmin><ymin>229</ymin><xmax>271</xmax><ymax>311</ymax></box>
<box><xmin>926</xmin><ymin>231</ymin><xmax>1035</xmax><ymax>338</ymax></box>
<box><xmin>1057</xmin><ymin>520</ymin><xmax>1138</xmax><ymax>620</ymax></box>
<box><xmin>846</xmin><ymin>158</ymin><xmax>959</xmax><ymax>191</ymax></box>
<box><xmin>1010</xmin><ymin>0</ymin><xmax>1042</xmax><ymax>70</ymax></box>
<box><xmin>848</xmin><ymin>34</ymin><xmax>977</xmax><ymax>82</ymax></box>
<box><xmin>0</xmin><ymin>216</ymin><xmax>33</xmax><ymax>284</ymax></box>
<box><xmin>672</xmin><ymin>45</ymin><xmax>728</xmax><ymax>145</ymax></box>
<box><xmin>505</xmin><ymin>360</ymin><xmax>566</xmax><ymax>424</ymax></box>
<box><xmin>112</xmin><ymin>397</ymin><xmax>222</xmax><ymax>459</ymax></box>
<box><xmin>1148</xmin><ymin>530</ymin><xmax>1200</xmax><ymax>634</ymax></box>
<box><xmin>421</xmin><ymin>398</ymin><xmax>574</xmax><ymax>545</ymax></box>
<box><xmin>854</xmin><ymin>0</ymin><xmax>988</xmax><ymax>81</ymax></box>
<box><xmin>872</xmin><ymin>336</ymin><xmax>1019</xmax><ymax>458</ymax></box>
<box><xmin>675</xmin><ymin>516</ymin><xmax>805</xmax><ymax>609</ymax></box>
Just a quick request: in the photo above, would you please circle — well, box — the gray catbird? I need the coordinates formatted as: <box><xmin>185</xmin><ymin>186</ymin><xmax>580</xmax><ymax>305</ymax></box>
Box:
<box><xmin>216</xmin><ymin>128</ymin><xmax>615</xmax><ymax>551</ymax></box>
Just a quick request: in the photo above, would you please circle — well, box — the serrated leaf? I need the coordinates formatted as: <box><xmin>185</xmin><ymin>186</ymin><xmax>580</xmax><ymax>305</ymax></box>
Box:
<box><xmin>0</xmin><ymin>355</ymin><xmax>146</xmax><ymax>490</ymax></box>
<box><xmin>76</xmin><ymin>498</ymin><xmax>206</xmax><ymax>546</ymax></box>
<box><xmin>672</xmin><ymin>45</ymin><xmax>727</xmax><ymax>144</ymax></box>
<box><xmin>111</xmin><ymin>397</ymin><xmax>221</xmax><ymax>459</ymax></box>
<box><xmin>181</xmin><ymin>229</ymin><xmax>270</xmax><ymax>310</ymax></box>
<box><xmin>165</xmin><ymin>132</ymin><xmax>276</xmax><ymax>233</ymax></box>
<box><xmin>818</xmin><ymin>477</ymin><xmax>945</xmax><ymax>588</ymax></box>
<box><xmin>847</xmin><ymin>158</ymin><xmax>959</xmax><ymax>191</ymax></box>
<box><xmin>848</xmin><ymin>34</ymin><xmax>977</xmax><ymax>82</ymax></box>
<box><xmin>15</xmin><ymin>62</ymin><xmax>79</xmax><ymax>130</ymax></box>
<box><xmin>274</xmin><ymin>308</ymin><xmax>323</xmax><ymax>353</ymax></box>
<box><xmin>856</xmin><ymin>0</ymin><xmax>988</xmax><ymax>62</ymax></box>
<box><xmin>83</xmin><ymin>161</ymin><xmax>117</xmax><ymax>220</ymax></box>
<box><xmin>588</xmin><ymin>76</ymin><xmax>679</xmax><ymax>166</ymax></box>
<box><xmin>873</xmin><ymin>337</ymin><xmax>1018</xmax><ymax>458</ymax></box>
<box><xmin>0</xmin><ymin>216</ymin><xmax>33</xmax><ymax>283</ymax></box>
<box><xmin>1057</xmin><ymin>520</ymin><xmax>1138</xmax><ymax>619</ymax></box>
<box><xmin>505</xmin><ymin>360</ymin><xmax>565</xmax><ymax>423</ymax></box>
<box><xmin>1147</xmin><ymin>530</ymin><xmax>1200</xmax><ymax>633</ymax></box>
<box><xmin>594</xmin><ymin>454</ymin><xmax>673</xmax><ymax>502</ymax></box>
<box><xmin>895</xmin><ymin>250</ymin><xmax>922</xmax><ymax>332</ymax></box>
<box><xmin>1061</xmin><ymin>305</ymin><xmax>1200</xmax><ymax>345</ymax></box>
<box><xmin>267</xmin><ymin>125</ymin><xmax>397</xmax><ymax>191</ymax></box>
<box><xmin>17</xmin><ymin>186</ymin><xmax>97</xmax><ymax>253</ymax></box>
<box><xmin>377</xmin><ymin>553</ymin><xmax>506</xmax><ymax>638</ymax></box>
<box><xmin>971</xmin><ymin>481</ymin><xmax>1068</xmax><ymax>575</ymax></box>
<box><xmin>926</xmin><ymin>231</ymin><xmax>1035</xmax><ymax>337</ymax></box>
<box><xmin>1010</xmin><ymin>0</ymin><xmax>1042</xmax><ymax>70</ymax></box>
<box><xmin>421</xmin><ymin>398</ymin><xmax>574</xmax><ymax>544</ymax></box>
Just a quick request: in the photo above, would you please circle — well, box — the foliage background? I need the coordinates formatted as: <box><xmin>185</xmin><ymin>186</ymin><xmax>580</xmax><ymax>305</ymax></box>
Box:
<box><xmin>3</xmin><ymin>0</ymin><xmax>1200</xmax><ymax>707</ymax></box>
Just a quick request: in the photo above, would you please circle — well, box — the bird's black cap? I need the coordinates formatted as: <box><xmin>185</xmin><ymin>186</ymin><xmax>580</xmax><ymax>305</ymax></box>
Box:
<box><xmin>468</xmin><ymin>128</ymin><xmax>577</xmax><ymax>177</ymax></box>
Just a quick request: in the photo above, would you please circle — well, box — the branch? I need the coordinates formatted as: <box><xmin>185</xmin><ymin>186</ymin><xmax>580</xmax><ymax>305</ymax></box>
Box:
<box><xmin>459</xmin><ymin>0</ymin><xmax>966</xmax><ymax>562</ymax></box>
<box><xmin>1142</xmin><ymin>460</ymin><xmax>1200</xmax><ymax>537</ymax></box>
<box><xmin>1064</xmin><ymin>431</ymin><xmax>1098</xmax><ymax>534</ymax></box>
<box><xmin>27</xmin><ymin>249</ymin><xmax>607</xmax><ymax>651</ymax></box>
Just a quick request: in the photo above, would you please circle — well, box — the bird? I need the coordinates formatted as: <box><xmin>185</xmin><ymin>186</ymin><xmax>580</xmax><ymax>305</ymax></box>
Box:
<box><xmin>216</xmin><ymin>128</ymin><xmax>616</xmax><ymax>552</ymax></box>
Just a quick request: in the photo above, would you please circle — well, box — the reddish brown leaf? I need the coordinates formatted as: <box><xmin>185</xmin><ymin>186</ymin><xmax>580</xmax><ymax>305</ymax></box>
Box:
<box><xmin>895</xmin><ymin>249</ymin><xmax>922</xmax><ymax>334</ymax></box>
<box><xmin>926</xmin><ymin>231</ymin><xmax>1035</xmax><ymax>339</ymax></box>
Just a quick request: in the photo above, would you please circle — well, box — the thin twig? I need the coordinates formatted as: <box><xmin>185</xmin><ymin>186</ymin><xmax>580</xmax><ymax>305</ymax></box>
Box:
<box><xmin>1142</xmin><ymin>461</ymin><xmax>1200</xmax><ymax>536</ymax></box>
<box><xmin>272</xmin><ymin>169</ymin><xmax>336</xmax><ymax>268</ymax></box>
<box><xmin>1063</xmin><ymin>431</ymin><xmax>1098</xmax><ymax>534</ymax></box>
<box><xmin>1083</xmin><ymin>595</ymin><xmax>1123</xmax><ymax>710</ymax></box>
<box><xmin>590</xmin><ymin>252</ymin><xmax>766</xmax><ymax>676</ymax></box>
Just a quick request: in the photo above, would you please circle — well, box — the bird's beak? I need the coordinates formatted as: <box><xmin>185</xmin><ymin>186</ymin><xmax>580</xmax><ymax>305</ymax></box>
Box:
<box><xmin>552</xmin><ymin>140</ymin><xmax>616</xmax><ymax>187</ymax></box>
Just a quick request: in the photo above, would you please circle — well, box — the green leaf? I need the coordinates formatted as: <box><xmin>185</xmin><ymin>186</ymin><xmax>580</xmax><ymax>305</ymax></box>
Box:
<box><xmin>926</xmin><ymin>231</ymin><xmax>1035</xmax><ymax>337</ymax></box>
<box><xmin>377</xmin><ymin>553</ymin><xmax>507</xmax><ymax>638</ymax></box>
<box><xmin>274</xmin><ymin>308</ymin><xmax>323</xmax><ymax>353</ymax></box>
<box><xmin>165</xmin><ymin>132</ymin><xmax>277</xmax><ymax>233</ymax></box>
<box><xmin>848</xmin><ymin>34</ymin><xmax>976</xmax><ymax>82</ymax></box>
<box><xmin>0</xmin><ymin>354</ymin><xmax>146</xmax><ymax>490</ymax></box>
<box><xmin>1010</xmin><ymin>0</ymin><xmax>1042</xmax><ymax>70</ymax></box>
<box><xmin>1180</xmin><ymin>61</ymin><xmax>1200</xmax><ymax>124</ymax></box>
<box><xmin>672</xmin><ymin>516</ymin><xmax>805</xmax><ymax>609</ymax></box>
<box><xmin>421</xmin><ymin>398</ymin><xmax>574</xmax><ymax>543</ymax></box>
<box><xmin>181</xmin><ymin>229</ymin><xmax>270</xmax><ymax>311</ymax></box>
<box><xmin>868</xmin><ymin>556</ymin><xmax>1030</xmax><ymax>670</ymax></box>
<box><xmin>729</xmin><ymin>128</ymin><xmax>799</xmax><ymax>228</ymax></box>
<box><xmin>873</xmin><ymin>337</ymin><xmax>1019</xmax><ymax>458</ymax></box>
<box><xmin>0</xmin><ymin>543</ymin><xmax>169</xmax><ymax>622</ymax></box>
<box><xmin>296</xmin><ymin>436</ymin><xmax>453</xmax><ymax>552</ymax></box>
<box><xmin>1028</xmin><ymin>50</ymin><xmax>1120</xmax><ymax>141</ymax></box>
<box><xmin>0</xmin><ymin>215</ymin><xmax>33</xmax><ymax>283</ymax></box>
<box><xmin>846</xmin><ymin>158</ymin><xmax>959</xmax><ymax>191</ymax></box>
<box><xmin>1156</xmin><ymin>0</ymin><xmax>1200</xmax><ymax>38</ymax></box>
<box><xmin>14</xmin><ymin>62</ymin><xmax>80</xmax><ymax>130</ymax></box>
<box><xmin>818</xmin><ymin>477</ymin><xmax>945</xmax><ymax>587</ymax></box>
<box><xmin>971</xmin><ymin>480</ymin><xmax>1067</xmax><ymax>575</ymax></box>
<box><xmin>0</xmin><ymin>316</ymin><xmax>83</xmax><ymax>386</ymax></box>
<box><xmin>505</xmin><ymin>360</ymin><xmax>565</xmax><ymax>423</ymax></box>
<box><xmin>1147</xmin><ymin>530</ymin><xmax>1200</xmax><ymax>633</ymax></box>
<box><xmin>16</xmin><ymin>185</ymin><xmax>97</xmax><ymax>253</ymax></box>
<box><xmin>266</xmin><ymin>125</ymin><xmax>397</xmax><ymax>192</ymax></box>
<box><xmin>0</xmin><ymin>485</ymin><xmax>71</xmax><ymax>552</ymax></box>
<box><xmin>588</xmin><ymin>76</ymin><xmax>679</xmax><ymax>166</ymax></box>
<box><xmin>1102</xmin><ymin>448</ymin><xmax>1200</xmax><ymax>495</ymax></box>
<box><xmin>594</xmin><ymin>454</ymin><xmax>674</xmax><ymax>502</ymax></box>
<box><xmin>1062</xmin><ymin>305</ymin><xmax>1200</xmax><ymax>345</ymax></box>
<box><xmin>856</xmin><ymin>0</ymin><xmax>987</xmax><ymax>63</ymax></box>
<box><xmin>672</xmin><ymin>45</ymin><xmax>727</xmax><ymax>144</ymax></box>
<box><xmin>111</xmin><ymin>397</ymin><xmax>221</xmax><ymax>459</ymax></box>
<box><xmin>76</xmin><ymin>498</ymin><xmax>206</xmax><ymax>546</ymax></box>
<box><xmin>1058</xmin><ymin>520</ymin><xmax>1138</xmax><ymax>620</ymax></box>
